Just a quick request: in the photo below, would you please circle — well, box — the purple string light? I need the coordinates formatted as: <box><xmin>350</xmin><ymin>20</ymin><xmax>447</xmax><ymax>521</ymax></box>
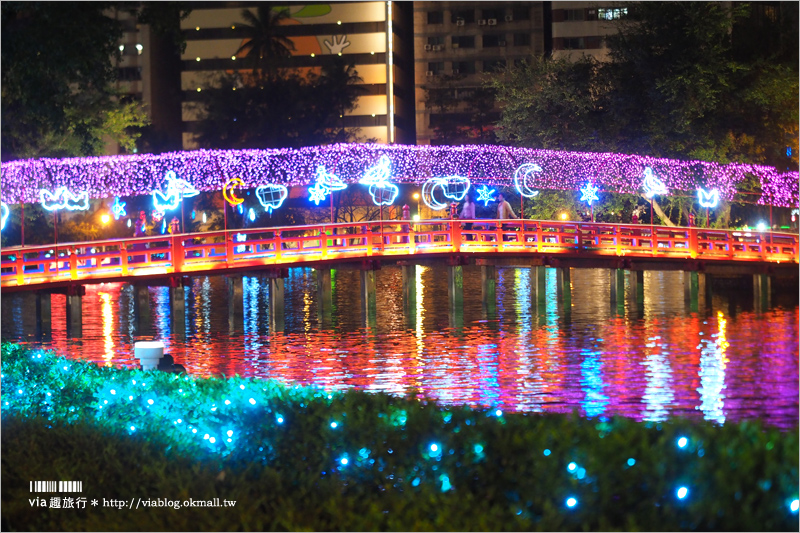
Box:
<box><xmin>1</xmin><ymin>144</ymin><xmax>797</xmax><ymax>207</ymax></box>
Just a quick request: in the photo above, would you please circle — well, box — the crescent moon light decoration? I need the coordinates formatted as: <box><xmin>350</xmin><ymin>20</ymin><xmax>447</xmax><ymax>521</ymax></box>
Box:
<box><xmin>359</xmin><ymin>155</ymin><xmax>398</xmax><ymax>206</ymax></box>
<box><xmin>642</xmin><ymin>167</ymin><xmax>669</xmax><ymax>199</ymax></box>
<box><xmin>223</xmin><ymin>177</ymin><xmax>245</xmax><ymax>206</ymax></box>
<box><xmin>256</xmin><ymin>184</ymin><xmax>289</xmax><ymax>212</ymax></box>
<box><xmin>421</xmin><ymin>178</ymin><xmax>450</xmax><ymax>211</ymax></box>
<box><xmin>513</xmin><ymin>163</ymin><xmax>542</xmax><ymax>198</ymax></box>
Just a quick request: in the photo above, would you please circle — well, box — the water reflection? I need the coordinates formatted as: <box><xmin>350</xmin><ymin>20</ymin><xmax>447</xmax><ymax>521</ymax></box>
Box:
<box><xmin>1</xmin><ymin>267</ymin><xmax>797</xmax><ymax>428</ymax></box>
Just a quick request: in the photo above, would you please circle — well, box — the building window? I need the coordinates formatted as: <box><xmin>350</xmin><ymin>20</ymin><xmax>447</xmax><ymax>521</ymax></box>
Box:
<box><xmin>564</xmin><ymin>9</ymin><xmax>585</xmax><ymax>21</ymax></box>
<box><xmin>483</xmin><ymin>59</ymin><xmax>506</xmax><ymax>72</ymax></box>
<box><xmin>452</xmin><ymin>61</ymin><xmax>476</xmax><ymax>74</ymax></box>
<box><xmin>451</xmin><ymin>35</ymin><xmax>475</xmax><ymax>48</ymax></box>
<box><xmin>513</xmin><ymin>33</ymin><xmax>531</xmax><ymax>47</ymax></box>
<box><xmin>597</xmin><ymin>7</ymin><xmax>627</xmax><ymax>20</ymax></box>
<box><xmin>451</xmin><ymin>10</ymin><xmax>475</xmax><ymax>24</ymax></box>
<box><xmin>427</xmin><ymin>11</ymin><xmax>443</xmax><ymax>24</ymax></box>
<box><xmin>481</xmin><ymin>8</ymin><xmax>501</xmax><ymax>20</ymax></box>
<box><xmin>563</xmin><ymin>37</ymin><xmax>586</xmax><ymax>50</ymax></box>
<box><xmin>117</xmin><ymin>66</ymin><xmax>142</xmax><ymax>81</ymax></box>
<box><xmin>483</xmin><ymin>34</ymin><xmax>505</xmax><ymax>48</ymax></box>
<box><xmin>427</xmin><ymin>36</ymin><xmax>445</xmax><ymax>46</ymax></box>
<box><xmin>427</xmin><ymin>61</ymin><xmax>445</xmax><ymax>75</ymax></box>
<box><xmin>512</xmin><ymin>6</ymin><xmax>530</xmax><ymax>21</ymax></box>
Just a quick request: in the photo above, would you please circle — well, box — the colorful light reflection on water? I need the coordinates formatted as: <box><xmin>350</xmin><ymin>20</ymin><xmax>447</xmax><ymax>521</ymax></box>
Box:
<box><xmin>1</xmin><ymin>267</ymin><xmax>797</xmax><ymax>428</ymax></box>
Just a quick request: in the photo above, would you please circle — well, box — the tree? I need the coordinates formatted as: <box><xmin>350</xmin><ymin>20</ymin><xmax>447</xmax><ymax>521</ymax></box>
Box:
<box><xmin>424</xmin><ymin>74</ymin><xmax>498</xmax><ymax>145</ymax></box>
<box><xmin>1</xmin><ymin>2</ymin><xmax>191</xmax><ymax>161</ymax></box>
<box><xmin>233</xmin><ymin>4</ymin><xmax>295</xmax><ymax>82</ymax></box>
<box><xmin>193</xmin><ymin>58</ymin><xmax>366</xmax><ymax>149</ymax></box>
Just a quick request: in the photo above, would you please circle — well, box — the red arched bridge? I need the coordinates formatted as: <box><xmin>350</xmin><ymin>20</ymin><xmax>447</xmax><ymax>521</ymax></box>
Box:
<box><xmin>1</xmin><ymin>219</ymin><xmax>797</xmax><ymax>292</ymax></box>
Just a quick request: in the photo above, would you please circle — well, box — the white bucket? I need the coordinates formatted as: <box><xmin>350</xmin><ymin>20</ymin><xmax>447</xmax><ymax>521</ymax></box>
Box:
<box><xmin>134</xmin><ymin>341</ymin><xmax>164</xmax><ymax>370</ymax></box>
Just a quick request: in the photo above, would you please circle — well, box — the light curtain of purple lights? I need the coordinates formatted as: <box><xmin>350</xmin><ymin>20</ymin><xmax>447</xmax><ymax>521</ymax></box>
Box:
<box><xmin>1</xmin><ymin>143</ymin><xmax>797</xmax><ymax>207</ymax></box>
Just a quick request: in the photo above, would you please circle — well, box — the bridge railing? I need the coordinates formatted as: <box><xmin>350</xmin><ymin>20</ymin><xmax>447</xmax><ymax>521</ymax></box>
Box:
<box><xmin>2</xmin><ymin>220</ymin><xmax>797</xmax><ymax>287</ymax></box>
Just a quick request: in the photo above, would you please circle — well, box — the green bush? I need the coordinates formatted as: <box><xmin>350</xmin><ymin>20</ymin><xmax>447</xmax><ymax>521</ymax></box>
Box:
<box><xmin>1</xmin><ymin>342</ymin><xmax>798</xmax><ymax>531</ymax></box>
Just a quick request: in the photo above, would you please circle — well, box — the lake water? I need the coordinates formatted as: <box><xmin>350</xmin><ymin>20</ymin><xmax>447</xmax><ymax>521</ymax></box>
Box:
<box><xmin>2</xmin><ymin>266</ymin><xmax>797</xmax><ymax>429</ymax></box>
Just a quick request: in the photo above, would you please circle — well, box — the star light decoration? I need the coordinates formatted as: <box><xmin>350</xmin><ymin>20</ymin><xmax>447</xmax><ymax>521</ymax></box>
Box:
<box><xmin>580</xmin><ymin>182</ymin><xmax>600</xmax><ymax>206</ymax></box>
<box><xmin>1</xmin><ymin>145</ymin><xmax>796</xmax><ymax>207</ymax></box>
<box><xmin>111</xmin><ymin>197</ymin><xmax>127</xmax><ymax>220</ymax></box>
<box><xmin>476</xmin><ymin>185</ymin><xmax>496</xmax><ymax>207</ymax></box>
<box><xmin>308</xmin><ymin>166</ymin><xmax>346</xmax><ymax>206</ymax></box>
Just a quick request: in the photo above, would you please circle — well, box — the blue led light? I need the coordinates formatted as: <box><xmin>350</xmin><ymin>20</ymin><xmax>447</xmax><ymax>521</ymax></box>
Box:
<box><xmin>209</xmin><ymin>437</ymin><xmax>216</xmax><ymax>444</ymax></box>
<box><xmin>495</xmin><ymin>409</ymin><xmax>503</xmax><ymax>417</ymax></box>
<box><xmin>276</xmin><ymin>416</ymin><xmax>284</xmax><ymax>424</ymax></box>
<box><xmin>248</xmin><ymin>208</ymin><xmax>255</xmax><ymax>221</ymax></box>
<box><xmin>627</xmin><ymin>458</ymin><xmax>636</xmax><ymax>466</ymax></box>
<box><xmin>110</xmin><ymin>389</ymin><xmax>116</xmax><ymax>395</ymax></box>
<box><xmin>412</xmin><ymin>478</ymin><xmax>420</xmax><ymax>487</ymax></box>
<box><xmin>340</xmin><ymin>457</ymin><xmax>348</xmax><ymax>465</ymax></box>
<box><xmin>567</xmin><ymin>462</ymin><xmax>577</xmax><ymax>472</ymax></box>
<box><xmin>430</xmin><ymin>444</ymin><xmax>439</xmax><ymax>452</ymax></box>
<box><xmin>473</xmin><ymin>444</ymin><xmax>484</xmax><ymax>454</ymax></box>
<box><xmin>791</xmin><ymin>499</ymin><xmax>799</xmax><ymax>512</ymax></box>
<box><xmin>677</xmin><ymin>486</ymin><xmax>688</xmax><ymax>499</ymax></box>
<box><xmin>677</xmin><ymin>437</ymin><xmax>688</xmax><ymax>448</ymax></box>
<box><xmin>330</xmin><ymin>422</ymin><xmax>338</xmax><ymax>429</ymax></box>
<box><xmin>224</xmin><ymin>399</ymin><xmax>231</xmax><ymax>405</ymax></box>
<box><xmin>440</xmin><ymin>474</ymin><xmax>452</xmax><ymax>492</ymax></box>
<box><xmin>249</xmin><ymin>398</ymin><xmax>256</xmax><ymax>405</ymax></box>
<box><xmin>566</xmin><ymin>497</ymin><xmax>577</xmax><ymax>508</ymax></box>
<box><xmin>576</xmin><ymin>468</ymin><xmax>586</xmax><ymax>480</ymax></box>
<box><xmin>543</xmin><ymin>449</ymin><xmax>551</xmax><ymax>456</ymax></box>
<box><xmin>130</xmin><ymin>425</ymin><xmax>136</xmax><ymax>432</ymax></box>
<box><xmin>147</xmin><ymin>399</ymin><xmax>154</xmax><ymax>405</ymax></box>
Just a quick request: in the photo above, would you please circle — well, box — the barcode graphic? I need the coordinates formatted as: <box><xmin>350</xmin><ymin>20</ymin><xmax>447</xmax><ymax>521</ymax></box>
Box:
<box><xmin>28</xmin><ymin>481</ymin><xmax>82</xmax><ymax>492</ymax></box>
<box><xmin>58</xmin><ymin>481</ymin><xmax>82</xmax><ymax>492</ymax></box>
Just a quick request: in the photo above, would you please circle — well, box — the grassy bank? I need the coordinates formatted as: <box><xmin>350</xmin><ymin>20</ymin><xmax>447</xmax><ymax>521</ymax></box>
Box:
<box><xmin>1</xmin><ymin>342</ymin><xmax>797</xmax><ymax>531</ymax></box>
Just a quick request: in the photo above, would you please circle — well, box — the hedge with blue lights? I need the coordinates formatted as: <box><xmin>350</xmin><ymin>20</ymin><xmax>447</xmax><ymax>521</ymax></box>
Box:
<box><xmin>1</xmin><ymin>342</ymin><xmax>797</xmax><ymax>531</ymax></box>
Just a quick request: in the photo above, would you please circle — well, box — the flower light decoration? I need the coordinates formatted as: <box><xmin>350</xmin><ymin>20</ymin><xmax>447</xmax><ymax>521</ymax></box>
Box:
<box><xmin>153</xmin><ymin>171</ymin><xmax>200</xmax><ymax>212</ymax></box>
<box><xmin>111</xmin><ymin>197</ymin><xmax>127</xmax><ymax>220</ymax></box>
<box><xmin>513</xmin><ymin>163</ymin><xmax>541</xmax><ymax>198</ymax></box>
<box><xmin>642</xmin><ymin>167</ymin><xmax>669</xmax><ymax>199</ymax></box>
<box><xmin>39</xmin><ymin>187</ymin><xmax>90</xmax><ymax>211</ymax></box>
<box><xmin>697</xmin><ymin>188</ymin><xmax>720</xmax><ymax>208</ymax></box>
<box><xmin>580</xmin><ymin>182</ymin><xmax>600</xmax><ymax>206</ymax></box>
<box><xmin>256</xmin><ymin>184</ymin><xmax>288</xmax><ymax>212</ymax></box>
<box><xmin>421</xmin><ymin>176</ymin><xmax>471</xmax><ymax>211</ymax></box>
<box><xmin>359</xmin><ymin>155</ymin><xmax>398</xmax><ymax>206</ymax></box>
<box><xmin>1</xmin><ymin>202</ymin><xmax>8</xmax><ymax>231</ymax></box>
<box><xmin>476</xmin><ymin>185</ymin><xmax>496</xmax><ymax>207</ymax></box>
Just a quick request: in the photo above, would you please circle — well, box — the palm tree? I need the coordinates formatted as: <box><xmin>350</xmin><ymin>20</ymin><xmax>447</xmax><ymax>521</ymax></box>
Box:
<box><xmin>234</xmin><ymin>4</ymin><xmax>295</xmax><ymax>81</ymax></box>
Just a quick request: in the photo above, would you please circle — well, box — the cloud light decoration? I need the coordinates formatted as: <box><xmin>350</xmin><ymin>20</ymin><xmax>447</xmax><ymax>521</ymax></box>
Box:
<box><xmin>421</xmin><ymin>176</ymin><xmax>471</xmax><ymax>211</ymax></box>
<box><xmin>256</xmin><ymin>184</ymin><xmax>289</xmax><ymax>212</ymax></box>
<box><xmin>359</xmin><ymin>155</ymin><xmax>398</xmax><ymax>206</ymax></box>
<box><xmin>1</xmin><ymin>202</ymin><xmax>8</xmax><ymax>230</ymax></box>
<box><xmin>1</xmin><ymin>145</ymin><xmax>795</xmax><ymax>208</ymax></box>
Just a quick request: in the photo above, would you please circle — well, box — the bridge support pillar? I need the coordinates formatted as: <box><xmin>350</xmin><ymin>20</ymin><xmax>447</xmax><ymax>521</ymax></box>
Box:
<box><xmin>316</xmin><ymin>267</ymin><xmax>333</xmax><ymax>319</ymax></box>
<box><xmin>448</xmin><ymin>265</ymin><xmax>463</xmax><ymax>310</ymax></box>
<box><xmin>610</xmin><ymin>268</ymin><xmax>625</xmax><ymax>308</ymax></box>
<box><xmin>66</xmin><ymin>294</ymin><xmax>82</xmax><ymax>337</ymax></box>
<box><xmin>35</xmin><ymin>292</ymin><xmax>52</xmax><ymax>337</ymax></box>
<box><xmin>170</xmin><ymin>286</ymin><xmax>185</xmax><ymax>333</ymax></box>
<box><xmin>133</xmin><ymin>285</ymin><xmax>150</xmax><ymax>323</ymax></box>
<box><xmin>530</xmin><ymin>265</ymin><xmax>547</xmax><ymax>310</ymax></box>
<box><xmin>753</xmin><ymin>273</ymin><xmax>771</xmax><ymax>311</ymax></box>
<box><xmin>684</xmin><ymin>271</ymin><xmax>699</xmax><ymax>312</ymax></box>
<box><xmin>481</xmin><ymin>265</ymin><xmax>496</xmax><ymax>311</ymax></box>
<box><xmin>703</xmin><ymin>274</ymin><xmax>713</xmax><ymax>310</ymax></box>
<box><xmin>401</xmin><ymin>265</ymin><xmax>416</xmax><ymax>318</ymax></box>
<box><xmin>227</xmin><ymin>276</ymin><xmax>243</xmax><ymax>331</ymax></box>
<box><xmin>628</xmin><ymin>270</ymin><xmax>644</xmax><ymax>304</ymax></box>
<box><xmin>556</xmin><ymin>267</ymin><xmax>571</xmax><ymax>304</ymax></box>
<box><xmin>360</xmin><ymin>269</ymin><xmax>377</xmax><ymax>324</ymax></box>
<box><xmin>268</xmin><ymin>277</ymin><xmax>285</xmax><ymax>332</ymax></box>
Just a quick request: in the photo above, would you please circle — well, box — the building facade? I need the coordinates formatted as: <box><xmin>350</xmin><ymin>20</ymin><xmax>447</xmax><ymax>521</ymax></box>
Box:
<box><xmin>178</xmin><ymin>1</ymin><xmax>415</xmax><ymax>149</ymax></box>
<box><xmin>550</xmin><ymin>1</ymin><xmax>628</xmax><ymax>60</ymax></box>
<box><xmin>413</xmin><ymin>1</ymin><xmax>547</xmax><ymax>145</ymax></box>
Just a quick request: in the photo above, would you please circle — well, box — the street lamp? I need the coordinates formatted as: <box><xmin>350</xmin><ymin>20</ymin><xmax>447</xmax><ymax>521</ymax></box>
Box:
<box><xmin>100</xmin><ymin>213</ymin><xmax>111</xmax><ymax>225</ymax></box>
<box><xmin>413</xmin><ymin>192</ymin><xmax>421</xmax><ymax>220</ymax></box>
<box><xmin>560</xmin><ymin>212</ymin><xmax>568</xmax><ymax>221</ymax></box>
